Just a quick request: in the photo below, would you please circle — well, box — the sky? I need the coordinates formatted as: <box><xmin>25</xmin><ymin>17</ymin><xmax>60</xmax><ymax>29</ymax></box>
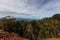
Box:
<box><xmin>0</xmin><ymin>0</ymin><xmax>60</xmax><ymax>19</ymax></box>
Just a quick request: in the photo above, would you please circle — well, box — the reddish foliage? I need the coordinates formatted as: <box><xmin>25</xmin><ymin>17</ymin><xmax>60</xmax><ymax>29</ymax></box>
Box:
<box><xmin>0</xmin><ymin>30</ymin><xmax>29</xmax><ymax>40</ymax></box>
<box><xmin>47</xmin><ymin>38</ymin><xmax>60</xmax><ymax>40</ymax></box>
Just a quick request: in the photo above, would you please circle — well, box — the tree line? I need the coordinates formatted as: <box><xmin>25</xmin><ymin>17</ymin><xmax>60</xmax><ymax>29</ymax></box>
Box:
<box><xmin>0</xmin><ymin>14</ymin><xmax>60</xmax><ymax>40</ymax></box>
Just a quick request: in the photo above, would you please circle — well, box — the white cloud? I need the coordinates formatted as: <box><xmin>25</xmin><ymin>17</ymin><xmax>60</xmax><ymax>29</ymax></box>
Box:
<box><xmin>0</xmin><ymin>0</ymin><xmax>60</xmax><ymax>19</ymax></box>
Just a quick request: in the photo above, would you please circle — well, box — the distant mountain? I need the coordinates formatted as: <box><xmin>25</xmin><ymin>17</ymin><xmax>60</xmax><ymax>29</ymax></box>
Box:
<box><xmin>16</xmin><ymin>18</ymin><xmax>37</xmax><ymax>21</ymax></box>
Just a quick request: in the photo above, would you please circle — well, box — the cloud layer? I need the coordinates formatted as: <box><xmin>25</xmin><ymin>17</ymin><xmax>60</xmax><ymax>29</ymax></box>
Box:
<box><xmin>0</xmin><ymin>0</ymin><xmax>60</xmax><ymax>19</ymax></box>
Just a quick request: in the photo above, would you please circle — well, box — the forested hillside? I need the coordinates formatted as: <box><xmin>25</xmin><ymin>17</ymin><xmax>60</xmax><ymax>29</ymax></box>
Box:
<box><xmin>0</xmin><ymin>14</ymin><xmax>60</xmax><ymax>40</ymax></box>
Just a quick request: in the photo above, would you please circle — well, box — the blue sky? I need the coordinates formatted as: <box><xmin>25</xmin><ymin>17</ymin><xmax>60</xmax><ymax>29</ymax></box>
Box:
<box><xmin>0</xmin><ymin>0</ymin><xmax>60</xmax><ymax>19</ymax></box>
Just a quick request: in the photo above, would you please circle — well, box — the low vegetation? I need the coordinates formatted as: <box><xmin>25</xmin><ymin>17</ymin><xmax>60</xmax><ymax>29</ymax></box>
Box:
<box><xmin>0</xmin><ymin>14</ymin><xmax>60</xmax><ymax>40</ymax></box>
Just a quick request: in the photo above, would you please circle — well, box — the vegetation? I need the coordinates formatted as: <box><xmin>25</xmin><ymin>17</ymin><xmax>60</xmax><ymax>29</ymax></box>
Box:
<box><xmin>0</xmin><ymin>14</ymin><xmax>60</xmax><ymax>40</ymax></box>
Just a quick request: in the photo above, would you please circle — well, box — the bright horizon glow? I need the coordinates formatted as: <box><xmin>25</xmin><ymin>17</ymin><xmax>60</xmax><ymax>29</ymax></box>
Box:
<box><xmin>0</xmin><ymin>0</ymin><xmax>60</xmax><ymax>19</ymax></box>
